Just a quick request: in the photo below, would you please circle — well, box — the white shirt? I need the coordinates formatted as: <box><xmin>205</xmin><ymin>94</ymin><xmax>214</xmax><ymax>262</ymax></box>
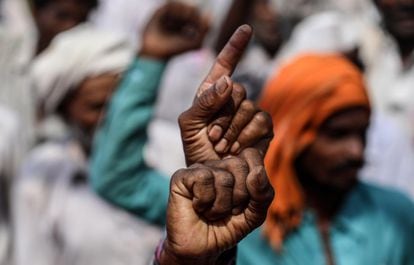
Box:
<box><xmin>361</xmin><ymin>26</ymin><xmax>414</xmax><ymax>142</ymax></box>
<box><xmin>361</xmin><ymin>113</ymin><xmax>414</xmax><ymax>200</ymax></box>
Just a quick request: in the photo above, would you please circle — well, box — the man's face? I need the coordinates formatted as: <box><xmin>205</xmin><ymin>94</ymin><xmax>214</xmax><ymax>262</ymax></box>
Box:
<box><xmin>62</xmin><ymin>73</ymin><xmax>120</xmax><ymax>140</ymax></box>
<box><xmin>34</xmin><ymin>0</ymin><xmax>92</xmax><ymax>47</ymax></box>
<box><xmin>374</xmin><ymin>0</ymin><xmax>414</xmax><ymax>41</ymax></box>
<box><xmin>250</xmin><ymin>0</ymin><xmax>282</xmax><ymax>56</ymax></box>
<box><xmin>296</xmin><ymin>108</ymin><xmax>370</xmax><ymax>193</ymax></box>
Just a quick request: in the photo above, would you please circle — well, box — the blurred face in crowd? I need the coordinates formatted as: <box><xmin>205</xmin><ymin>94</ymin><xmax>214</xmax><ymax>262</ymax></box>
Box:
<box><xmin>33</xmin><ymin>0</ymin><xmax>95</xmax><ymax>53</ymax></box>
<box><xmin>60</xmin><ymin>74</ymin><xmax>120</xmax><ymax>142</ymax></box>
<box><xmin>295</xmin><ymin>107</ymin><xmax>370</xmax><ymax>193</ymax></box>
<box><xmin>374</xmin><ymin>0</ymin><xmax>414</xmax><ymax>41</ymax></box>
<box><xmin>250</xmin><ymin>0</ymin><xmax>282</xmax><ymax>56</ymax></box>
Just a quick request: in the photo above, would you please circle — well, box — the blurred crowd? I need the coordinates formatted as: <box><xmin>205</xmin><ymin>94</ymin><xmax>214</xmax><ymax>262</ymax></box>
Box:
<box><xmin>0</xmin><ymin>0</ymin><xmax>413</xmax><ymax>264</ymax></box>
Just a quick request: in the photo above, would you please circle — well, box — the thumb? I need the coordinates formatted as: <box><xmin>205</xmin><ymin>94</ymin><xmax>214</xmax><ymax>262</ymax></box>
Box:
<box><xmin>245</xmin><ymin>166</ymin><xmax>274</xmax><ymax>227</ymax></box>
<box><xmin>179</xmin><ymin>76</ymin><xmax>233</xmax><ymax>127</ymax></box>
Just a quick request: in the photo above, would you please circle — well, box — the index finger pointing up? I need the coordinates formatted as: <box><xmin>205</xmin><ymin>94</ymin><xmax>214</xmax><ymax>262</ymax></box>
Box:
<box><xmin>197</xmin><ymin>24</ymin><xmax>253</xmax><ymax>96</ymax></box>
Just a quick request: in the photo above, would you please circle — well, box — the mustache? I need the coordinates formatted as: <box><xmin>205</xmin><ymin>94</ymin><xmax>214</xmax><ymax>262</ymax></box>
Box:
<box><xmin>332</xmin><ymin>159</ymin><xmax>365</xmax><ymax>173</ymax></box>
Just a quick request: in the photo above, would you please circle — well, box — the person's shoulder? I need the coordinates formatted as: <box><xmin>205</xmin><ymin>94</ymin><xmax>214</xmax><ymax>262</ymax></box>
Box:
<box><xmin>361</xmin><ymin>182</ymin><xmax>414</xmax><ymax>220</ymax></box>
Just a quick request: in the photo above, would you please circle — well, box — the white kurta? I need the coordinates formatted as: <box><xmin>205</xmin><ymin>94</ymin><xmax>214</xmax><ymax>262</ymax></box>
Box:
<box><xmin>361</xmin><ymin>27</ymin><xmax>414</xmax><ymax>142</ymax></box>
<box><xmin>13</xmin><ymin>140</ymin><xmax>163</xmax><ymax>265</ymax></box>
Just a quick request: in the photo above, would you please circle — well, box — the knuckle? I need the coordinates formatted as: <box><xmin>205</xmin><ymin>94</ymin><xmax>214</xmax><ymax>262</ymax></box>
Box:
<box><xmin>195</xmin><ymin>168</ymin><xmax>214</xmax><ymax>183</ymax></box>
<box><xmin>254</xmin><ymin>112</ymin><xmax>271</xmax><ymax>126</ymax></box>
<box><xmin>217</xmin><ymin>172</ymin><xmax>235</xmax><ymax>188</ymax></box>
<box><xmin>226</xmin><ymin>157</ymin><xmax>248</xmax><ymax>171</ymax></box>
<box><xmin>188</xmin><ymin>165</ymin><xmax>213</xmax><ymax>179</ymax></box>
<box><xmin>172</xmin><ymin>168</ymin><xmax>189</xmax><ymax>178</ymax></box>
<box><xmin>232</xmin><ymin>84</ymin><xmax>246</xmax><ymax>101</ymax></box>
<box><xmin>240</xmin><ymin>100</ymin><xmax>256</xmax><ymax>114</ymax></box>
<box><xmin>216</xmin><ymin>56</ymin><xmax>233</xmax><ymax>72</ymax></box>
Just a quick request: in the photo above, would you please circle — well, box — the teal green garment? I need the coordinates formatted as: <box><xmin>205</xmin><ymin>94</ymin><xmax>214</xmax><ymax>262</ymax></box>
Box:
<box><xmin>90</xmin><ymin>57</ymin><xmax>170</xmax><ymax>226</ymax></box>
<box><xmin>238</xmin><ymin>182</ymin><xmax>414</xmax><ymax>265</ymax></box>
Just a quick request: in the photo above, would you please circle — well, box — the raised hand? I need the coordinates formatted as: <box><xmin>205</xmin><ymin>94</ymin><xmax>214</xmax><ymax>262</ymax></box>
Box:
<box><xmin>159</xmin><ymin>148</ymin><xmax>274</xmax><ymax>265</ymax></box>
<box><xmin>179</xmin><ymin>25</ymin><xmax>273</xmax><ymax>166</ymax></box>
<box><xmin>140</xmin><ymin>1</ymin><xmax>210</xmax><ymax>60</ymax></box>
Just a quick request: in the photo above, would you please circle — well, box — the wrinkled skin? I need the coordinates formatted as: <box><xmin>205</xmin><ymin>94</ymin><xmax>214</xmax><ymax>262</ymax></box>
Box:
<box><xmin>141</xmin><ymin>7</ymin><xmax>274</xmax><ymax>167</ymax></box>
<box><xmin>163</xmin><ymin>148</ymin><xmax>274</xmax><ymax>265</ymax></box>
<box><xmin>179</xmin><ymin>25</ymin><xmax>273</xmax><ymax>166</ymax></box>
<box><xmin>159</xmin><ymin>25</ymin><xmax>275</xmax><ymax>265</ymax></box>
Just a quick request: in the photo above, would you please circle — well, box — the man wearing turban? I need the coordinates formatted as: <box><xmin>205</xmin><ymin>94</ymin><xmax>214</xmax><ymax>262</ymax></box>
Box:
<box><xmin>156</xmin><ymin>54</ymin><xmax>414</xmax><ymax>265</ymax></box>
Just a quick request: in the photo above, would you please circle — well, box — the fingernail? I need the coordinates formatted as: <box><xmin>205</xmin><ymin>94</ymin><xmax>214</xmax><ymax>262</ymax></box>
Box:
<box><xmin>209</xmin><ymin>125</ymin><xmax>223</xmax><ymax>142</ymax></box>
<box><xmin>230</xmin><ymin>141</ymin><xmax>241</xmax><ymax>154</ymax></box>
<box><xmin>215</xmin><ymin>138</ymin><xmax>228</xmax><ymax>153</ymax></box>
<box><xmin>216</xmin><ymin>76</ymin><xmax>228</xmax><ymax>94</ymax></box>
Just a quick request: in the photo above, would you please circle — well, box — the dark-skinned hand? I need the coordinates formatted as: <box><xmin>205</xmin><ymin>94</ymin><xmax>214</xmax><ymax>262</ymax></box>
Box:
<box><xmin>140</xmin><ymin>1</ymin><xmax>210</xmax><ymax>60</ymax></box>
<box><xmin>159</xmin><ymin>148</ymin><xmax>275</xmax><ymax>265</ymax></box>
<box><xmin>179</xmin><ymin>25</ymin><xmax>273</xmax><ymax>166</ymax></box>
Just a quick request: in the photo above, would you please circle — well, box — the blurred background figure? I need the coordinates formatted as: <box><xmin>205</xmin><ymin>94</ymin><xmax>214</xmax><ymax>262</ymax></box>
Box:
<box><xmin>12</xmin><ymin>24</ymin><xmax>161</xmax><ymax>265</ymax></box>
<box><xmin>91</xmin><ymin>1</ymin><xmax>210</xmax><ymax>227</ymax></box>
<box><xmin>360</xmin><ymin>0</ymin><xmax>414</xmax><ymax>142</ymax></box>
<box><xmin>32</xmin><ymin>0</ymin><xmax>98</xmax><ymax>55</ymax></box>
<box><xmin>1</xmin><ymin>2</ymin><xmax>101</xmax><ymax>263</ymax></box>
<box><xmin>89</xmin><ymin>0</ymin><xmax>230</xmax><ymax>175</ymax></box>
<box><xmin>237</xmin><ymin>53</ymin><xmax>414</xmax><ymax>265</ymax></box>
<box><xmin>15</xmin><ymin>1</ymin><xmax>210</xmax><ymax>264</ymax></box>
<box><xmin>0</xmin><ymin>0</ymin><xmax>37</xmax><ymax>159</ymax></box>
<box><xmin>0</xmin><ymin>0</ymin><xmax>100</xmax><ymax>157</ymax></box>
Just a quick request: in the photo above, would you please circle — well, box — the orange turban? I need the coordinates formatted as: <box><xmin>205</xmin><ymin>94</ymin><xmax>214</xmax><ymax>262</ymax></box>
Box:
<box><xmin>259</xmin><ymin>54</ymin><xmax>370</xmax><ymax>250</ymax></box>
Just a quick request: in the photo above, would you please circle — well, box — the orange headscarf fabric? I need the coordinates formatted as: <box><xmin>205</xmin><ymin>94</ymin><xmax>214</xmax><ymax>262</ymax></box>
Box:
<box><xmin>259</xmin><ymin>54</ymin><xmax>370</xmax><ymax>250</ymax></box>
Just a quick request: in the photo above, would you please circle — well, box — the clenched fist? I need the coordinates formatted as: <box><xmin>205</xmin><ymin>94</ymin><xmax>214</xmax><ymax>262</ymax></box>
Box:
<box><xmin>140</xmin><ymin>1</ymin><xmax>209</xmax><ymax>60</ymax></box>
<box><xmin>159</xmin><ymin>148</ymin><xmax>274</xmax><ymax>265</ymax></box>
